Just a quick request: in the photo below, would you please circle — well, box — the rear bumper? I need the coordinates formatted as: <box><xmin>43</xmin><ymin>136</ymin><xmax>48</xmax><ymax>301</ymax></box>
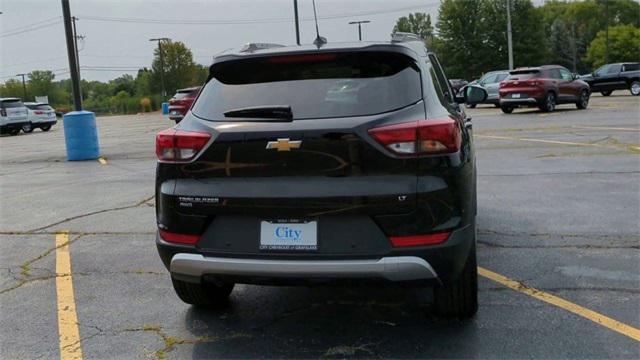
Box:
<box><xmin>499</xmin><ymin>98</ymin><xmax>539</xmax><ymax>106</ymax></box>
<box><xmin>32</xmin><ymin>120</ymin><xmax>57</xmax><ymax>127</ymax></box>
<box><xmin>170</xmin><ymin>254</ymin><xmax>438</xmax><ymax>284</ymax></box>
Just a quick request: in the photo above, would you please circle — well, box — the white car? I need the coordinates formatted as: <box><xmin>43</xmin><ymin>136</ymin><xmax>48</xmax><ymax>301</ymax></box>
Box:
<box><xmin>22</xmin><ymin>102</ymin><xmax>57</xmax><ymax>133</ymax></box>
<box><xmin>0</xmin><ymin>98</ymin><xmax>29</xmax><ymax>136</ymax></box>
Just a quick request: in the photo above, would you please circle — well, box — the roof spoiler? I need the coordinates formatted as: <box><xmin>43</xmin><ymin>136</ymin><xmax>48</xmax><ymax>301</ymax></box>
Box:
<box><xmin>240</xmin><ymin>43</ymin><xmax>285</xmax><ymax>53</ymax></box>
<box><xmin>391</xmin><ymin>32</ymin><xmax>423</xmax><ymax>43</ymax></box>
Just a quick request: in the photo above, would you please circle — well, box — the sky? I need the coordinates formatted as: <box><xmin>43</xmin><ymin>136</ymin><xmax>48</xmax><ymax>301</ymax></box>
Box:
<box><xmin>0</xmin><ymin>0</ymin><xmax>546</xmax><ymax>84</ymax></box>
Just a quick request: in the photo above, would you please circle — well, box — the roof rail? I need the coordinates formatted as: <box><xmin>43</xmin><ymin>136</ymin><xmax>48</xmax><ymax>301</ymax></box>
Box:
<box><xmin>240</xmin><ymin>43</ymin><xmax>286</xmax><ymax>53</ymax></box>
<box><xmin>391</xmin><ymin>32</ymin><xmax>423</xmax><ymax>43</ymax></box>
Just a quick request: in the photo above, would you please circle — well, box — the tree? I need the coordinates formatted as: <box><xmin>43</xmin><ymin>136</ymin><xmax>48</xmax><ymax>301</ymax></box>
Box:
<box><xmin>585</xmin><ymin>25</ymin><xmax>640</xmax><ymax>68</ymax></box>
<box><xmin>151</xmin><ymin>41</ymin><xmax>197</xmax><ymax>96</ymax></box>
<box><xmin>110</xmin><ymin>74</ymin><xmax>135</xmax><ymax>96</ymax></box>
<box><xmin>28</xmin><ymin>70</ymin><xmax>55</xmax><ymax>99</ymax></box>
<box><xmin>0</xmin><ymin>79</ymin><xmax>24</xmax><ymax>98</ymax></box>
<box><xmin>135</xmin><ymin>68</ymin><xmax>153</xmax><ymax>96</ymax></box>
<box><xmin>393</xmin><ymin>12</ymin><xmax>434</xmax><ymax>44</ymax></box>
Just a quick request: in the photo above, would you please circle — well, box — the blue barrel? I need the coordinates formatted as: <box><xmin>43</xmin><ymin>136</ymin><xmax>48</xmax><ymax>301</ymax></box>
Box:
<box><xmin>63</xmin><ymin>111</ymin><xmax>100</xmax><ymax>161</ymax></box>
<box><xmin>162</xmin><ymin>102</ymin><xmax>169</xmax><ymax>115</ymax></box>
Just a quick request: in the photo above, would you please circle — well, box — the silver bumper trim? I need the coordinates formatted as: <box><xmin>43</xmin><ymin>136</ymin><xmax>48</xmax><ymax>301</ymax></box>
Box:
<box><xmin>500</xmin><ymin>98</ymin><xmax>538</xmax><ymax>104</ymax></box>
<box><xmin>170</xmin><ymin>254</ymin><xmax>438</xmax><ymax>282</ymax></box>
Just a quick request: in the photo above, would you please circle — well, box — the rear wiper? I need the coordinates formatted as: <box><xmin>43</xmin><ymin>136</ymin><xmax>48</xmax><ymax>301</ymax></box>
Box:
<box><xmin>223</xmin><ymin>105</ymin><xmax>293</xmax><ymax>121</ymax></box>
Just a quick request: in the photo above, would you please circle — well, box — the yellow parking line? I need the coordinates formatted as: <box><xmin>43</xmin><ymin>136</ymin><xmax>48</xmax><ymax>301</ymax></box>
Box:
<box><xmin>475</xmin><ymin>134</ymin><xmax>627</xmax><ymax>150</ymax></box>
<box><xmin>56</xmin><ymin>231</ymin><xmax>84</xmax><ymax>360</ymax></box>
<box><xmin>571</xmin><ymin>125</ymin><xmax>640</xmax><ymax>132</ymax></box>
<box><xmin>478</xmin><ymin>266</ymin><xmax>640</xmax><ymax>342</ymax></box>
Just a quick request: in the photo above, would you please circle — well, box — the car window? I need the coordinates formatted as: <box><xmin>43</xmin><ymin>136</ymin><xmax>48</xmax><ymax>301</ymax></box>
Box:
<box><xmin>605</xmin><ymin>64</ymin><xmax>622</xmax><ymax>74</ymax></box>
<box><xmin>481</xmin><ymin>73</ymin><xmax>498</xmax><ymax>84</ymax></box>
<box><xmin>427</xmin><ymin>54</ymin><xmax>454</xmax><ymax>104</ymax></box>
<box><xmin>559</xmin><ymin>69</ymin><xmax>573</xmax><ymax>81</ymax></box>
<box><xmin>1</xmin><ymin>100</ymin><xmax>24</xmax><ymax>109</ymax></box>
<box><xmin>546</xmin><ymin>68</ymin><xmax>562</xmax><ymax>79</ymax></box>
<box><xmin>26</xmin><ymin>104</ymin><xmax>52</xmax><ymax>110</ymax></box>
<box><xmin>507</xmin><ymin>70</ymin><xmax>540</xmax><ymax>80</ymax></box>
<box><xmin>193</xmin><ymin>51</ymin><xmax>422</xmax><ymax>120</ymax></box>
<box><xmin>495</xmin><ymin>73</ymin><xmax>508</xmax><ymax>82</ymax></box>
<box><xmin>623</xmin><ymin>63</ymin><xmax>639</xmax><ymax>72</ymax></box>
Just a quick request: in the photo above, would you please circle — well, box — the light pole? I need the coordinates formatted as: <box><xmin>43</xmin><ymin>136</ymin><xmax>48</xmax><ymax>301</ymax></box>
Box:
<box><xmin>149</xmin><ymin>37</ymin><xmax>170</xmax><ymax>98</ymax></box>
<box><xmin>348</xmin><ymin>20</ymin><xmax>370</xmax><ymax>41</ymax></box>
<box><xmin>16</xmin><ymin>73</ymin><xmax>27</xmax><ymax>100</ymax></box>
<box><xmin>62</xmin><ymin>0</ymin><xmax>82</xmax><ymax>110</ymax></box>
<box><xmin>293</xmin><ymin>0</ymin><xmax>300</xmax><ymax>45</ymax></box>
<box><xmin>506</xmin><ymin>0</ymin><xmax>514</xmax><ymax>70</ymax></box>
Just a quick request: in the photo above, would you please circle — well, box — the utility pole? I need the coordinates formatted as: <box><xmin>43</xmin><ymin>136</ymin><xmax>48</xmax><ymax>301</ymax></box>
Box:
<box><xmin>71</xmin><ymin>16</ymin><xmax>84</xmax><ymax>101</ymax></box>
<box><xmin>605</xmin><ymin>1</ymin><xmax>609</xmax><ymax>64</ymax></box>
<box><xmin>16</xmin><ymin>73</ymin><xmax>27</xmax><ymax>100</ymax></box>
<box><xmin>293</xmin><ymin>0</ymin><xmax>300</xmax><ymax>45</ymax></box>
<box><xmin>348</xmin><ymin>20</ymin><xmax>371</xmax><ymax>41</ymax></box>
<box><xmin>61</xmin><ymin>0</ymin><xmax>82</xmax><ymax>111</ymax></box>
<box><xmin>149</xmin><ymin>37</ymin><xmax>170</xmax><ymax>98</ymax></box>
<box><xmin>506</xmin><ymin>0</ymin><xmax>514</xmax><ymax>70</ymax></box>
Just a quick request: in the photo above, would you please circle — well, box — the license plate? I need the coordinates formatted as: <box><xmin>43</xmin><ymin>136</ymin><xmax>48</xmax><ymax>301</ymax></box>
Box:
<box><xmin>512</xmin><ymin>93</ymin><xmax>521</xmax><ymax>99</ymax></box>
<box><xmin>260</xmin><ymin>220</ymin><xmax>317</xmax><ymax>251</ymax></box>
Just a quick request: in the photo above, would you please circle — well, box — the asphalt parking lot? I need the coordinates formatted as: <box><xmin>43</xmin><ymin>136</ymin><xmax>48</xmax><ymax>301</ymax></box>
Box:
<box><xmin>1</xmin><ymin>94</ymin><xmax>639</xmax><ymax>359</ymax></box>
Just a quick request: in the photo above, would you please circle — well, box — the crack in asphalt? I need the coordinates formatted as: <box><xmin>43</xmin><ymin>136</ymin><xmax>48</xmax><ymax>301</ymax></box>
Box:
<box><xmin>478</xmin><ymin>229</ymin><xmax>639</xmax><ymax>241</ymax></box>
<box><xmin>479</xmin><ymin>170</ymin><xmax>640</xmax><ymax>177</ymax></box>
<box><xmin>478</xmin><ymin>239</ymin><xmax>640</xmax><ymax>250</ymax></box>
<box><xmin>26</xmin><ymin>195</ymin><xmax>155</xmax><ymax>233</ymax></box>
<box><xmin>0</xmin><ymin>231</ymin><xmax>156</xmax><ymax>236</ymax></box>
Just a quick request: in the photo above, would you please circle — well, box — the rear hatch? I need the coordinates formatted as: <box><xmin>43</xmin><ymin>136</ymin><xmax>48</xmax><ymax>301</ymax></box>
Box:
<box><xmin>1</xmin><ymin>99</ymin><xmax>28</xmax><ymax>122</ymax></box>
<box><xmin>159</xmin><ymin>50</ymin><xmax>430</xmax><ymax>254</ymax></box>
<box><xmin>501</xmin><ymin>69</ymin><xmax>541</xmax><ymax>89</ymax></box>
<box><xmin>26</xmin><ymin>104</ymin><xmax>55</xmax><ymax>122</ymax></box>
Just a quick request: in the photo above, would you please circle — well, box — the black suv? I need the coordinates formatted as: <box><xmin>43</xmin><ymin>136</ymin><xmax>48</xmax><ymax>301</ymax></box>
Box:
<box><xmin>155</xmin><ymin>34</ymin><xmax>486</xmax><ymax>318</ymax></box>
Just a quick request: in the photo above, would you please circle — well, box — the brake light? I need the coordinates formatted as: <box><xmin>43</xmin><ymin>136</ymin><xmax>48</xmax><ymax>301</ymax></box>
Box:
<box><xmin>390</xmin><ymin>231</ymin><xmax>451</xmax><ymax>247</ymax></box>
<box><xmin>368</xmin><ymin>119</ymin><xmax>461</xmax><ymax>155</ymax></box>
<box><xmin>155</xmin><ymin>129</ymin><xmax>211</xmax><ymax>161</ymax></box>
<box><xmin>34</xmin><ymin>110</ymin><xmax>45</xmax><ymax>115</ymax></box>
<box><xmin>526</xmin><ymin>80</ymin><xmax>539</xmax><ymax>86</ymax></box>
<box><xmin>159</xmin><ymin>230</ymin><xmax>201</xmax><ymax>245</ymax></box>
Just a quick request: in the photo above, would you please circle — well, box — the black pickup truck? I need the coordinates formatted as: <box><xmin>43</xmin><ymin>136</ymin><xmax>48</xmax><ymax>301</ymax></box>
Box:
<box><xmin>580</xmin><ymin>62</ymin><xmax>640</xmax><ymax>96</ymax></box>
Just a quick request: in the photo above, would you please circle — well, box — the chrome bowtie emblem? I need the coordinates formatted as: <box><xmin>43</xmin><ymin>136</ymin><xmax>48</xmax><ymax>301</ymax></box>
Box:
<box><xmin>266</xmin><ymin>138</ymin><xmax>302</xmax><ymax>152</ymax></box>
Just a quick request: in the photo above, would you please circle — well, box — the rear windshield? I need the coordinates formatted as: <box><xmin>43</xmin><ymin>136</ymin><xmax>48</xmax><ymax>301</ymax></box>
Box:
<box><xmin>26</xmin><ymin>104</ymin><xmax>52</xmax><ymax>110</ymax></box>
<box><xmin>1</xmin><ymin>100</ymin><xmax>24</xmax><ymax>109</ymax></box>
<box><xmin>507</xmin><ymin>70</ymin><xmax>540</xmax><ymax>80</ymax></box>
<box><xmin>192</xmin><ymin>51</ymin><xmax>422</xmax><ymax>120</ymax></box>
<box><xmin>173</xmin><ymin>89</ymin><xmax>198</xmax><ymax>99</ymax></box>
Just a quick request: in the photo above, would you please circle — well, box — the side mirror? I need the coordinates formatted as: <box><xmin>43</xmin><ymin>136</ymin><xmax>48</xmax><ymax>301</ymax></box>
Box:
<box><xmin>455</xmin><ymin>85</ymin><xmax>487</xmax><ymax>104</ymax></box>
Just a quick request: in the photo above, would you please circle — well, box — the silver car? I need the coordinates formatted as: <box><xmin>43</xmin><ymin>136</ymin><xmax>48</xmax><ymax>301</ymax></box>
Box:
<box><xmin>0</xmin><ymin>98</ymin><xmax>29</xmax><ymax>136</ymax></box>
<box><xmin>23</xmin><ymin>102</ymin><xmax>57</xmax><ymax>133</ymax></box>
<box><xmin>467</xmin><ymin>70</ymin><xmax>509</xmax><ymax>108</ymax></box>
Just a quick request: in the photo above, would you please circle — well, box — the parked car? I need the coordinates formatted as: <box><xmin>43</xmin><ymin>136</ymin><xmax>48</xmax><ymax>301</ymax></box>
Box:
<box><xmin>580</xmin><ymin>62</ymin><xmax>640</xmax><ymax>96</ymax></box>
<box><xmin>22</xmin><ymin>102</ymin><xmax>57</xmax><ymax>133</ymax></box>
<box><xmin>155</xmin><ymin>37</ymin><xmax>487</xmax><ymax>318</ymax></box>
<box><xmin>448</xmin><ymin>79</ymin><xmax>468</xmax><ymax>94</ymax></box>
<box><xmin>499</xmin><ymin>65</ymin><xmax>590</xmax><ymax>113</ymax></box>
<box><xmin>168</xmin><ymin>86</ymin><xmax>201</xmax><ymax>123</ymax></box>
<box><xmin>0</xmin><ymin>98</ymin><xmax>29</xmax><ymax>136</ymax></box>
<box><xmin>467</xmin><ymin>70</ymin><xmax>509</xmax><ymax>108</ymax></box>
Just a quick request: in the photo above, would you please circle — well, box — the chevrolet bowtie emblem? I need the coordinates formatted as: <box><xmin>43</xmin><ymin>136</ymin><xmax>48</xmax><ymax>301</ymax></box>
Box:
<box><xmin>266</xmin><ymin>138</ymin><xmax>302</xmax><ymax>152</ymax></box>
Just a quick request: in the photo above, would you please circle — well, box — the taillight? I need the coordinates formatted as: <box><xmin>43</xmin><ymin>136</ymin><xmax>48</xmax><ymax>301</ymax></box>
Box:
<box><xmin>368</xmin><ymin>119</ymin><xmax>461</xmax><ymax>155</ymax></box>
<box><xmin>155</xmin><ymin>129</ymin><xmax>211</xmax><ymax>162</ymax></box>
<box><xmin>526</xmin><ymin>80</ymin><xmax>539</xmax><ymax>86</ymax></box>
<box><xmin>390</xmin><ymin>231</ymin><xmax>451</xmax><ymax>247</ymax></box>
<box><xmin>34</xmin><ymin>110</ymin><xmax>45</xmax><ymax>115</ymax></box>
<box><xmin>159</xmin><ymin>230</ymin><xmax>201</xmax><ymax>245</ymax></box>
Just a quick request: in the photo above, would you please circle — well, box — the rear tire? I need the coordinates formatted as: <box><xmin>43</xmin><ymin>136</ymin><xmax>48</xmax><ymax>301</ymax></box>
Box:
<box><xmin>171</xmin><ymin>277</ymin><xmax>234</xmax><ymax>307</ymax></box>
<box><xmin>433</xmin><ymin>243</ymin><xmax>478</xmax><ymax>318</ymax></box>
<box><xmin>538</xmin><ymin>92</ymin><xmax>556</xmax><ymax>112</ymax></box>
<box><xmin>22</xmin><ymin>124</ymin><xmax>33</xmax><ymax>133</ymax></box>
<box><xmin>466</xmin><ymin>104</ymin><xmax>476</xmax><ymax>109</ymax></box>
<box><xmin>600</xmin><ymin>90</ymin><xmax>612</xmax><ymax>97</ymax></box>
<box><xmin>40</xmin><ymin>125</ymin><xmax>51</xmax><ymax>132</ymax></box>
<box><xmin>9</xmin><ymin>128</ymin><xmax>20</xmax><ymax>136</ymax></box>
<box><xmin>500</xmin><ymin>105</ymin><xmax>513</xmax><ymax>114</ymax></box>
<box><xmin>630</xmin><ymin>81</ymin><xmax>640</xmax><ymax>96</ymax></box>
<box><xmin>576</xmin><ymin>90</ymin><xmax>589</xmax><ymax>109</ymax></box>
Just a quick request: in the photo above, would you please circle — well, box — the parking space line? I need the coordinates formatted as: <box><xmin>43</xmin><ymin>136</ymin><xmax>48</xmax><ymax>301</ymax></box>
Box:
<box><xmin>55</xmin><ymin>231</ymin><xmax>84</xmax><ymax>360</ymax></box>
<box><xmin>571</xmin><ymin>125</ymin><xmax>640</xmax><ymax>132</ymax></box>
<box><xmin>98</xmin><ymin>156</ymin><xmax>107</xmax><ymax>165</ymax></box>
<box><xmin>478</xmin><ymin>266</ymin><xmax>640</xmax><ymax>342</ymax></box>
<box><xmin>475</xmin><ymin>134</ymin><xmax>631</xmax><ymax>150</ymax></box>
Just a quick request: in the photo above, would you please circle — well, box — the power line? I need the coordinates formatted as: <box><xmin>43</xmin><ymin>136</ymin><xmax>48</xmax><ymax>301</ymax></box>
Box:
<box><xmin>0</xmin><ymin>18</ymin><xmax>62</xmax><ymax>38</ymax></box>
<box><xmin>0</xmin><ymin>16</ymin><xmax>61</xmax><ymax>35</ymax></box>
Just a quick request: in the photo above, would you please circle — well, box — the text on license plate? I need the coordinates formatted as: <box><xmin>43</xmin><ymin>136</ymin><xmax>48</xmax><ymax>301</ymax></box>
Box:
<box><xmin>260</xmin><ymin>220</ymin><xmax>317</xmax><ymax>251</ymax></box>
<box><xmin>512</xmin><ymin>93</ymin><xmax>521</xmax><ymax>98</ymax></box>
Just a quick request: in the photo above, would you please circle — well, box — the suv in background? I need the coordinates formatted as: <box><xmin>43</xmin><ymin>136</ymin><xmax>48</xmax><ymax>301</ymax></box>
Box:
<box><xmin>499</xmin><ymin>65</ymin><xmax>590</xmax><ymax>113</ymax></box>
<box><xmin>155</xmin><ymin>36</ymin><xmax>487</xmax><ymax>318</ymax></box>
<box><xmin>580</xmin><ymin>62</ymin><xmax>640</xmax><ymax>96</ymax></box>
<box><xmin>23</xmin><ymin>102</ymin><xmax>57</xmax><ymax>133</ymax></box>
<box><xmin>467</xmin><ymin>70</ymin><xmax>509</xmax><ymax>108</ymax></box>
<box><xmin>0</xmin><ymin>98</ymin><xmax>29</xmax><ymax>136</ymax></box>
<box><xmin>168</xmin><ymin>86</ymin><xmax>201</xmax><ymax>123</ymax></box>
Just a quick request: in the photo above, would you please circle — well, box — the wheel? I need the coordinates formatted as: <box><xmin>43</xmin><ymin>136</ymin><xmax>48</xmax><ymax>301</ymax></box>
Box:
<box><xmin>22</xmin><ymin>123</ymin><xmax>33</xmax><ymax>133</ymax></box>
<box><xmin>630</xmin><ymin>81</ymin><xmax>640</xmax><ymax>96</ymax></box>
<box><xmin>171</xmin><ymin>276</ymin><xmax>234</xmax><ymax>307</ymax></box>
<box><xmin>600</xmin><ymin>90</ymin><xmax>612</xmax><ymax>96</ymax></box>
<box><xmin>538</xmin><ymin>92</ymin><xmax>556</xmax><ymax>112</ymax></box>
<box><xmin>466</xmin><ymin>104</ymin><xmax>476</xmax><ymax>109</ymax></box>
<box><xmin>9</xmin><ymin>128</ymin><xmax>20</xmax><ymax>136</ymax></box>
<box><xmin>40</xmin><ymin>125</ymin><xmax>51</xmax><ymax>132</ymax></box>
<box><xmin>500</xmin><ymin>105</ymin><xmax>513</xmax><ymax>114</ymax></box>
<box><xmin>433</xmin><ymin>242</ymin><xmax>478</xmax><ymax>318</ymax></box>
<box><xmin>576</xmin><ymin>90</ymin><xmax>589</xmax><ymax>109</ymax></box>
